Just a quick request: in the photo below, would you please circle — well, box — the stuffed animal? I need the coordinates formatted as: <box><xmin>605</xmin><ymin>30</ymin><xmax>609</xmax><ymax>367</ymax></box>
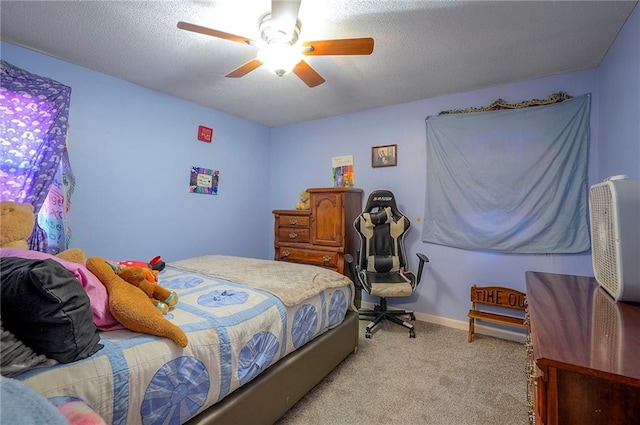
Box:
<box><xmin>53</xmin><ymin>247</ymin><xmax>87</xmax><ymax>264</ymax></box>
<box><xmin>0</xmin><ymin>201</ymin><xmax>36</xmax><ymax>249</ymax></box>
<box><xmin>117</xmin><ymin>266</ymin><xmax>178</xmax><ymax>314</ymax></box>
<box><xmin>117</xmin><ymin>256</ymin><xmax>165</xmax><ymax>282</ymax></box>
<box><xmin>295</xmin><ymin>190</ymin><xmax>310</xmax><ymax>210</ymax></box>
<box><xmin>86</xmin><ymin>257</ymin><xmax>188</xmax><ymax>347</ymax></box>
<box><xmin>0</xmin><ymin>201</ymin><xmax>86</xmax><ymax>263</ymax></box>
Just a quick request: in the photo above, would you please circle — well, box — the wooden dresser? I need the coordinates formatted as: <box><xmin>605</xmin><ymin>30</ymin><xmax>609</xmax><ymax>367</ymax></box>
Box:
<box><xmin>273</xmin><ymin>188</ymin><xmax>363</xmax><ymax>299</ymax></box>
<box><xmin>525</xmin><ymin>271</ymin><xmax>640</xmax><ymax>425</ymax></box>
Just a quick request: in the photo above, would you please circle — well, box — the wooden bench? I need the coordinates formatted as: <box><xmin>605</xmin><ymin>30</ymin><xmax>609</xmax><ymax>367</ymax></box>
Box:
<box><xmin>467</xmin><ymin>285</ymin><xmax>527</xmax><ymax>342</ymax></box>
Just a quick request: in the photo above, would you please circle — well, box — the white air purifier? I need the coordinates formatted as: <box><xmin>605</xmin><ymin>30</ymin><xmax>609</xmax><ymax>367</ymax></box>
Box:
<box><xmin>588</xmin><ymin>175</ymin><xmax>640</xmax><ymax>302</ymax></box>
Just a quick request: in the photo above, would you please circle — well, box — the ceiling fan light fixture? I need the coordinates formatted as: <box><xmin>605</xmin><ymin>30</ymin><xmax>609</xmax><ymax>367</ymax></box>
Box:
<box><xmin>177</xmin><ymin>0</ymin><xmax>373</xmax><ymax>87</ymax></box>
<box><xmin>257</xmin><ymin>42</ymin><xmax>302</xmax><ymax>77</ymax></box>
<box><xmin>258</xmin><ymin>12</ymin><xmax>302</xmax><ymax>44</ymax></box>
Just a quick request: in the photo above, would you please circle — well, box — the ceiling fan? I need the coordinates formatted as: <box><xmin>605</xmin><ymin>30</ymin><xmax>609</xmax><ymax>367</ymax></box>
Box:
<box><xmin>177</xmin><ymin>0</ymin><xmax>374</xmax><ymax>87</ymax></box>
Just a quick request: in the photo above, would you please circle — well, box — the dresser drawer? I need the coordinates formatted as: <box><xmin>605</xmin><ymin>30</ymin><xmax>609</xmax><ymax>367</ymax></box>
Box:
<box><xmin>277</xmin><ymin>247</ymin><xmax>339</xmax><ymax>268</ymax></box>
<box><xmin>277</xmin><ymin>228</ymin><xmax>310</xmax><ymax>243</ymax></box>
<box><xmin>277</xmin><ymin>215</ymin><xmax>310</xmax><ymax>228</ymax></box>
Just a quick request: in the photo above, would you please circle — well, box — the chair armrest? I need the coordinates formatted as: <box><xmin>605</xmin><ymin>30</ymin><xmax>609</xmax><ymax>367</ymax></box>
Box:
<box><xmin>415</xmin><ymin>253</ymin><xmax>430</xmax><ymax>284</ymax></box>
<box><xmin>344</xmin><ymin>254</ymin><xmax>359</xmax><ymax>287</ymax></box>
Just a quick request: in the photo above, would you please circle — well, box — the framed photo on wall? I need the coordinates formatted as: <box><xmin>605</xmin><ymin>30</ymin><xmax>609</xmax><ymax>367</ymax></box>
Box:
<box><xmin>372</xmin><ymin>144</ymin><xmax>397</xmax><ymax>168</ymax></box>
<box><xmin>189</xmin><ymin>166</ymin><xmax>219</xmax><ymax>195</ymax></box>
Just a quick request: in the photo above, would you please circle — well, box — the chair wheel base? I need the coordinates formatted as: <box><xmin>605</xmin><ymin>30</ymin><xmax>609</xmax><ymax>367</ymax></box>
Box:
<box><xmin>360</xmin><ymin>303</ymin><xmax>417</xmax><ymax>339</ymax></box>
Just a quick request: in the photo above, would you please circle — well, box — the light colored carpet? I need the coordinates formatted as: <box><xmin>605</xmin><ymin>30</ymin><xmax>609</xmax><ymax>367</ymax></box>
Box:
<box><xmin>276</xmin><ymin>318</ymin><xmax>527</xmax><ymax>425</ymax></box>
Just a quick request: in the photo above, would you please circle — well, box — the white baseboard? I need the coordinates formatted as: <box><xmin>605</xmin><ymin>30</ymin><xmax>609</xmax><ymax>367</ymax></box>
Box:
<box><xmin>358</xmin><ymin>301</ymin><xmax>526</xmax><ymax>344</ymax></box>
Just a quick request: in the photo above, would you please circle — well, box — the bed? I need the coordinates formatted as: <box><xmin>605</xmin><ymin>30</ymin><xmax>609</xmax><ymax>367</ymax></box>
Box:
<box><xmin>6</xmin><ymin>255</ymin><xmax>359</xmax><ymax>424</ymax></box>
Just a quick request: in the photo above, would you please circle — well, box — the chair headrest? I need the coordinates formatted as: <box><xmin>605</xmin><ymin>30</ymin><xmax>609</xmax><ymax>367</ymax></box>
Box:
<box><xmin>363</xmin><ymin>190</ymin><xmax>403</xmax><ymax>218</ymax></box>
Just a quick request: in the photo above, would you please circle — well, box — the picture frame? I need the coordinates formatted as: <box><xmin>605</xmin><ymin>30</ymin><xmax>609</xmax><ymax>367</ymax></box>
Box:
<box><xmin>371</xmin><ymin>144</ymin><xmax>397</xmax><ymax>168</ymax></box>
<box><xmin>189</xmin><ymin>166</ymin><xmax>219</xmax><ymax>195</ymax></box>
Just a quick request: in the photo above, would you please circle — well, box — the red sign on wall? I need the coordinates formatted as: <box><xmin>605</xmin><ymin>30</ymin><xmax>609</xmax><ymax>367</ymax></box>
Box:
<box><xmin>198</xmin><ymin>125</ymin><xmax>213</xmax><ymax>143</ymax></box>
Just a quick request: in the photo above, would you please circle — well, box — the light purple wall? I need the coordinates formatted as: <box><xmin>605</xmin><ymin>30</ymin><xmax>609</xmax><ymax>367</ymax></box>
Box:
<box><xmin>269</xmin><ymin>71</ymin><xmax>598</xmax><ymax>322</ymax></box>
<box><xmin>1</xmin><ymin>42</ymin><xmax>271</xmax><ymax>262</ymax></box>
<box><xmin>597</xmin><ymin>3</ymin><xmax>640</xmax><ymax>180</ymax></box>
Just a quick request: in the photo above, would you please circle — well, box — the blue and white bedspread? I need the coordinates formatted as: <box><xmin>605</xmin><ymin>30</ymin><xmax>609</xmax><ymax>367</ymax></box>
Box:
<box><xmin>17</xmin><ymin>258</ymin><xmax>354</xmax><ymax>425</ymax></box>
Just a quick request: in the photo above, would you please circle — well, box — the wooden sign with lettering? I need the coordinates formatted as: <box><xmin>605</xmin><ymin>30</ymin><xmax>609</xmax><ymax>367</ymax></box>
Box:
<box><xmin>470</xmin><ymin>286</ymin><xmax>526</xmax><ymax>310</ymax></box>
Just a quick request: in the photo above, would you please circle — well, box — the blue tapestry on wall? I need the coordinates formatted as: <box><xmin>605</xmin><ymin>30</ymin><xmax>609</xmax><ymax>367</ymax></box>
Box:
<box><xmin>421</xmin><ymin>93</ymin><xmax>591</xmax><ymax>254</ymax></box>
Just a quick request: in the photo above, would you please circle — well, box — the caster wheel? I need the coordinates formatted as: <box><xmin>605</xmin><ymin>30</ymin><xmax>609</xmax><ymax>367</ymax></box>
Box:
<box><xmin>410</xmin><ymin>313</ymin><xmax>416</xmax><ymax>321</ymax></box>
<box><xmin>365</xmin><ymin>332</ymin><xmax>372</xmax><ymax>339</ymax></box>
<box><xmin>409</xmin><ymin>329</ymin><xmax>415</xmax><ymax>338</ymax></box>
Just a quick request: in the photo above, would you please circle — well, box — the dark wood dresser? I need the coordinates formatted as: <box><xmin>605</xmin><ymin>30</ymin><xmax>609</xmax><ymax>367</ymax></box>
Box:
<box><xmin>525</xmin><ymin>271</ymin><xmax>640</xmax><ymax>425</ymax></box>
<box><xmin>273</xmin><ymin>187</ymin><xmax>363</xmax><ymax>302</ymax></box>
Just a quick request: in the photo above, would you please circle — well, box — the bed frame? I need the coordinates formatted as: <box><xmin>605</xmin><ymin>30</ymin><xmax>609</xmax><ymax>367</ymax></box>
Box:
<box><xmin>185</xmin><ymin>310</ymin><xmax>359</xmax><ymax>424</ymax></box>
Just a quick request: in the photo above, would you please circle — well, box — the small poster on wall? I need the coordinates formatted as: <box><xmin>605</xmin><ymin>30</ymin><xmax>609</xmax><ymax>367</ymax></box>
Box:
<box><xmin>332</xmin><ymin>155</ymin><xmax>354</xmax><ymax>187</ymax></box>
<box><xmin>189</xmin><ymin>166</ymin><xmax>219</xmax><ymax>195</ymax></box>
<box><xmin>197</xmin><ymin>125</ymin><xmax>213</xmax><ymax>143</ymax></box>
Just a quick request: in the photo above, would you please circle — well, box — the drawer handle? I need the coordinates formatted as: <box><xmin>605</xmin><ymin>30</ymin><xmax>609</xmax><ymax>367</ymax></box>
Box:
<box><xmin>282</xmin><ymin>250</ymin><xmax>291</xmax><ymax>257</ymax></box>
<box><xmin>322</xmin><ymin>255</ymin><xmax>331</xmax><ymax>263</ymax></box>
<box><xmin>288</xmin><ymin>219</ymin><xmax>298</xmax><ymax>225</ymax></box>
<box><xmin>288</xmin><ymin>233</ymin><xmax>297</xmax><ymax>239</ymax></box>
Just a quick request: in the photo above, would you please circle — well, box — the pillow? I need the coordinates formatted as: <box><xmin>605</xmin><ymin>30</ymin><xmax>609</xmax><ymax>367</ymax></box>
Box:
<box><xmin>371</xmin><ymin>206</ymin><xmax>392</xmax><ymax>225</ymax></box>
<box><xmin>0</xmin><ymin>257</ymin><xmax>103</xmax><ymax>363</ymax></box>
<box><xmin>0</xmin><ymin>248</ymin><xmax>122</xmax><ymax>331</ymax></box>
<box><xmin>363</xmin><ymin>206</ymin><xmax>393</xmax><ymax>228</ymax></box>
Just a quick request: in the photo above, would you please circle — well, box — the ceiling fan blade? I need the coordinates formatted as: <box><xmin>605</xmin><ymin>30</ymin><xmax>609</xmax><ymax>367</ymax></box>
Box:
<box><xmin>301</xmin><ymin>38</ymin><xmax>374</xmax><ymax>56</ymax></box>
<box><xmin>177</xmin><ymin>21</ymin><xmax>255</xmax><ymax>45</ymax></box>
<box><xmin>292</xmin><ymin>60</ymin><xmax>325</xmax><ymax>88</ymax></box>
<box><xmin>225</xmin><ymin>59</ymin><xmax>264</xmax><ymax>78</ymax></box>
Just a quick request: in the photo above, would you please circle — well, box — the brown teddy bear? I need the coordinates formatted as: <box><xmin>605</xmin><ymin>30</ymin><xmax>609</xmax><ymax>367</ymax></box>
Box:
<box><xmin>295</xmin><ymin>190</ymin><xmax>310</xmax><ymax>210</ymax></box>
<box><xmin>86</xmin><ymin>257</ymin><xmax>188</xmax><ymax>347</ymax></box>
<box><xmin>0</xmin><ymin>201</ymin><xmax>33</xmax><ymax>249</ymax></box>
<box><xmin>117</xmin><ymin>266</ymin><xmax>178</xmax><ymax>315</ymax></box>
<box><xmin>0</xmin><ymin>201</ymin><xmax>86</xmax><ymax>263</ymax></box>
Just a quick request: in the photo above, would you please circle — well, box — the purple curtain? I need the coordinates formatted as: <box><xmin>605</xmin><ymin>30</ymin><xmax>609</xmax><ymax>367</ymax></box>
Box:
<box><xmin>0</xmin><ymin>60</ymin><xmax>72</xmax><ymax>251</ymax></box>
<box><xmin>37</xmin><ymin>145</ymin><xmax>76</xmax><ymax>254</ymax></box>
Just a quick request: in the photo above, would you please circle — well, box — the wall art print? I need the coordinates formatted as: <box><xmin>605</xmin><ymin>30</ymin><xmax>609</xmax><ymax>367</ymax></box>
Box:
<box><xmin>372</xmin><ymin>144</ymin><xmax>397</xmax><ymax>168</ymax></box>
<box><xmin>331</xmin><ymin>154</ymin><xmax>354</xmax><ymax>187</ymax></box>
<box><xmin>189</xmin><ymin>166</ymin><xmax>219</xmax><ymax>195</ymax></box>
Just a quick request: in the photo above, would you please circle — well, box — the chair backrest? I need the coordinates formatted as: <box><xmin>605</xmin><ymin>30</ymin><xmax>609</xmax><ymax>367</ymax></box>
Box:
<box><xmin>354</xmin><ymin>190</ymin><xmax>410</xmax><ymax>273</ymax></box>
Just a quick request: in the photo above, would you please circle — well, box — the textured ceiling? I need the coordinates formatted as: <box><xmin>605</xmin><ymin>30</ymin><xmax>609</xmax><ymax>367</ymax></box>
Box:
<box><xmin>1</xmin><ymin>1</ymin><xmax>636</xmax><ymax>127</ymax></box>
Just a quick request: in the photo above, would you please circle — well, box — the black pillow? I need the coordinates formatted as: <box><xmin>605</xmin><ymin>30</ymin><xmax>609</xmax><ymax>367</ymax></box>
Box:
<box><xmin>371</xmin><ymin>207</ymin><xmax>392</xmax><ymax>225</ymax></box>
<box><xmin>0</xmin><ymin>257</ymin><xmax>102</xmax><ymax>363</ymax></box>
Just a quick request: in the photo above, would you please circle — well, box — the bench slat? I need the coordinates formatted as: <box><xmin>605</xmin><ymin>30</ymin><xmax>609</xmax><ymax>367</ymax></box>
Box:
<box><xmin>467</xmin><ymin>310</ymin><xmax>525</xmax><ymax>327</ymax></box>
